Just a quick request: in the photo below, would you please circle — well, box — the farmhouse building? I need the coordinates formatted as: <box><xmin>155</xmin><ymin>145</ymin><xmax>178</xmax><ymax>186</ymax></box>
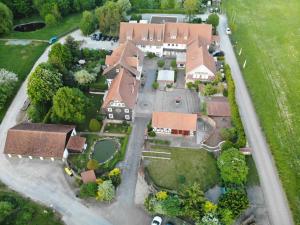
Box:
<box><xmin>4</xmin><ymin>123</ymin><xmax>86</xmax><ymax>161</ymax></box>
<box><xmin>152</xmin><ymin>112</ymin><xmax>197</xmax><ymax>136</ymax></box>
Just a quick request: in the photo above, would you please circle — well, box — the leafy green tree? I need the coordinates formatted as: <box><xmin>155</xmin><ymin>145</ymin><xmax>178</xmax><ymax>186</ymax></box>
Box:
<box><xmin>48</xmin><ymin>43</ymin><xmax>73</xmax><ymax>73</ymax></box>
<box><xmin>52</xmin><ymin>87</ymin><xmax>88</xmax><ymax>123</ymax></box>
<box><xmin>80</xmin><ymin>11</ymin><xmax>95</xmax><ymax>35</ymax></box>
<box><xmin>171</xmin><ymin>59</ymin><xmax>177</xmax><ymax>69</ymax></box>
<box><xmin>27</xmin><ymin>102</ymin><xmax>50</xmax><ymax>123</ymax></box>
<box><xmin>0</xmin><ymin>201</ymin><xmax>14</xmax><ymax>221</ymax></box>
<box><xmin>217</xmin><ymin>148</ymin><xmax>248</xmax><ymax>185</ymax></box>
<box><xmin>95</xmin><ymin>1</ymin><xmax>122</xmax><ymax>36</ymax></box>
<box><xmin>45</xmin><ymin>13</ymin><xmax>58</xmax><ymax>27</ymax></box>
<box><xmin>218</xmin><ymin>189</ymin><xmax>249</xmax><ymax>217</ymax></box>
<box><xmin>27</xmin><ymin>65</ymin><xmax>63</xmax><ymax>104</ymax></box>
<box><xmin>220</xmin><ymin>127</ymin><xmax>237</xmax><ymax>142</ymax></box>
<box><xmin>152</xmin><ymin>81</ymin><xmax>159</xmax><ymax>90</ymax></box>
<box><xmin>0</xmin><ymin>68</ymin><xmax>18</xmax><ymax>111</ymax></box>
<box><xmin>64</xmin><ymin>36</ymin><xmax>81</xmax><ymax>60</ymax></box>
<box><xmin>73</xmin><ymin>0</ymin><xmax>96</xmax><ymax>11</ymax></box>
<box><xmin>161</xmin><ymin>195</ymin><xmax>181</xmax><ymax>217</ymax></box>
<box><xmin>203</xmin><ymin>201</ymin><xmax>217</xmax><ymax>214</ymax></box>
<box><xmin>0</xmin><ymin>2</ymin><xmax>13</xmax><ymax>34</ymax></box>
<box><xmin>204</xmin><ymin>84</ymin><xmax>217</xmax><ymax>96</ymax></box>
<box><xmin>15</xmin><ymin>206</ymin><xmax>34</xmax><ymax>225</ymax></box>
<box><xmin>207</xmin><ymin>13</ymin><xmax>219</xmax><ymax>28</ymax></box>
<box><xmin>97</xmin><ymin>180</ymin><xmax>115</xmax><ymax>202</ymax></box>
<box><xmin>87</xmin><ymin>159</ymin><xmax>99</xmax><ymax>170</ymax></box>
<box><xmin>218</xmin><ymin>208</ymin><xmax>234</xmax><ymax>225</ymax></box>
<box><xmin>89</xmin><ymin>119</ymin><xmax>101</xmax><ymax>132</ymax></box>
<box><xmin>220</xmin><ymin>141</ymin><xmax>234</xmax><ymax>151</ymax></box>
<box><xmin>161</xmin><ymin>0</ymin><xmax>175</xmax><ymax>9</ymax></box>
<box><xmin>79</xmin><ymin>182</ymin><xmax>98</xmax><ymax>198</ymax></box>
<box><xmin>74</xmin><ymin>69</ymin><xmax>96</xmax><ymax>85</ymax></box>
<box><xmin>184</xmin><ymin>0</ymin><xmax>199</xmax><ymax>21</ymax></box>
<box><xmin>57</xmin><ymin>0</ymin><xmax>71</xmax><ymax>16</ymax></box>
<box><xmin>35</xmin><ymin>1</ymin><xmax>61</xmax><ymax>19</ymax></box>
<box><xmin>157</xmin><ymin>59</ymin><xmax>165</xmax><ymax>68</ymax></box>
<box><xmin>117</xmin><ymin>0</ymin><xmax>131</xmax><ymax>17</ymax></box>
<box><xmin>180</xmin><ymin>183</ymin><xmax>206</xmax><ymax>220</ymax></box>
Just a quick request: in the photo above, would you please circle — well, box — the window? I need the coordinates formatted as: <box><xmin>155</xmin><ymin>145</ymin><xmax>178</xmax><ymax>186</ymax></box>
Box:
<box><xmin>108</xmin><ymin>114</ymin><xmax>113</xmax><ymax>119</ymax></box>
<box><xmin>108</xmin><ymin>108</ymin><xmax>112</xmax><ymax>112</ymax></box>
<box><xmin>116</xmin><ymin>68</ymin><xmax>120</xmax><ymax>73</ymax></box>
<box><xmin>124</xmin><ymin>108</ymin><xmax>129</xmax><ymax>113</ymax></box>
<box><xmin>125</xmin><ymin>115</ymin><xmax>130</xmax><ymax>120</ymax></box>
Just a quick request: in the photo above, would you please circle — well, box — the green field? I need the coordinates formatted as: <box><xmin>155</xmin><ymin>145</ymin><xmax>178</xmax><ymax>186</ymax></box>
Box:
<box><xmin>0</xmin><ymin>41</ymin><xmax>47</xmax><ymax>121</ymax></box>
<box><xmin>2</xmin><ymin>13</ymin><xmax>81</xmax><ymax>40</ymax></box>
<box><xmin>224</xmin><ymin>0</ymin><xmax>300</xmax><ymax>223</ymax></box>
<box><xmin>145</xmin><ymin>146</ymin><xmax>220</xmax><ymax>192</ymax></box>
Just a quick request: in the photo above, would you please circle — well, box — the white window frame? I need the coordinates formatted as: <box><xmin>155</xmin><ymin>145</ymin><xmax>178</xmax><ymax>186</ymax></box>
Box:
<box><xmin>125</xmin><ymin>115</ymin><xmax>130</xmax><ymax>120</ymax></box>
<box><xmin>124</xmin><ymin>108</ymin><xmax>129</xmax><ymax>113</ymax></box>
<box><xmin>108</xmin><ymin>114</ymin><xmax>114</xmax><ymax>119</ymax></box>
<box><xmin>108</xmin><ymin>108</ymin><xmax>112</xmax><ymax>112</ymax></box>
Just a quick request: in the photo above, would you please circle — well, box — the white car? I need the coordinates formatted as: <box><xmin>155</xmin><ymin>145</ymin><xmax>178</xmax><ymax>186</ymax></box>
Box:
<box><xmin>151</xmin><ymin>216</ymin><xmax>162</xmax><ymax>225</ymax></box>
<box><xmin>226</xmin><ymin>27</ymin><xmax>232</xmax><ymax>35</ymax></box>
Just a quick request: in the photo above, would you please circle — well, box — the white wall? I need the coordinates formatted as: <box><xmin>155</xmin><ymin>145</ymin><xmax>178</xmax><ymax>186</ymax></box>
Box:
<box><xmin>186</xmin><ymin>65</ymin><xmax>215</xmax><ymax>82</ymax></box>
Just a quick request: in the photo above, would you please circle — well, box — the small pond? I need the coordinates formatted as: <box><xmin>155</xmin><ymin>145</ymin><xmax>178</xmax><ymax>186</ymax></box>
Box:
<box><xmin>92</xmin><ymin>139</ymin><xmax>119</xmax><ymax>164</ymax></box>
<box><xmin>14</xmin><ymin>22</ymin><xmax>45</xmax><ymax>32</ymax></box>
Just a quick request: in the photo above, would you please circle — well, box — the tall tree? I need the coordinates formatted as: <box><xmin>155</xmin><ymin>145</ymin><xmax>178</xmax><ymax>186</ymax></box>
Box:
<box><xmin>217</xmin><ymin>148</ymin><xmax>248</xmax><ymax>185</ymax></box>
<box><xmin>79</xmin><ymin>10</ymin><xmax>95</xmax><ymax>35</ymax></box>
<box><xmin>160</xmin><ymin>0</ymin><xmax>175</xmax><ymax>9</ymax></box>
<box><xmin>0</xmin><ymin>2</ymin><xmax>13</xmax><ymax>34</ymax></box>
<box><xmin>207</xmin><ymin>13</ymin><xmax>219</xmax><ymax>28</ymax></box>
<box><xmin>0</xmin><ymin>69</ymin><xmax>18</xmax><ymax>111</ymax></box>
<box><xmin>184</xmin><ymin>0</ymin><xmax>199</xmax><ymax>21</ymax></box>
<box><xmin>48</xmin><ymin>43</ymin><xmax>73</xmax><ymax>73</ymax></box>
<box><xmin>27</xmin><ymin>64</ymin><xmax>63</xmax><ymax>104</ymax></box>
<box><xmin>52</xmin><ymin>87</ymin><xmax>88</xmax><ymax>123</ymax></box>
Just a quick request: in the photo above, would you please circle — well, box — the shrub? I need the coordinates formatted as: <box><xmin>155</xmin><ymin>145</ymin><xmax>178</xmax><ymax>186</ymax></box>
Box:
<box><xmin>152</xmin><ymin>81</ymin><xmax>159</xmax><ymax>89</ymax></box>
<box><xmin>97</xmin><ymin>180</ymin><xmax>115</xmax><ymax>202</ymax></box>
<box><xmin>89</xmin><ymin>119</ymin><xmax>101</xmax><ymax>132</ymax></box>
<box><xmin>87</xmin><ymin>159</ymin><xmax>99</xmax><ymax>170</ymax></box>
<box><xmin>204</xmin><ymin>84</ymin><xmax>217</xmax><ymax>96</ymax></box>
<box><xmin>108</xmin><ymin>168</ymin><xmax>121</xmax><ymax>187</ymax></box>
<box><xmin>74</xmin><ymin>69</ymin><xmax>96</xmax><ymax>85</ymax></box>
<box><xmin>0</xmin><ymin>69</ymin><xmax>18</xmax><ymax>111</ymax></box>
<box><xmin>79</xmin><ymin>10</ymin><xmax>96</xmax><ymax>35</ymax></box>
<box><xmin>156</xmin><ymin>191</ymin><xmax>168</xmax><ymax>201</ymax></box>
<box><xmin>171</xmin><ymin>59</ymin><xmax>177</xmax><ymax>69</ymax></box>
<box><xmin>130</xmin><ymin>14</ymin><xmax>142</xmax><ymax>22</ymax></box>
<box><xmin>220</xmin><ymin>127</ymin><xmax>237</xmax><ymax>142</ymax></box>
<box><xmin>0</xmin><ymin>3</ymin><xmax>13</xmax><ymax>35</ymax></box>
<box><xmin>79</xmin><ymin>182</ymin><xmax>98</xmax><ymax>198</ymax></box>
<box><xmin>157</xmin><ymin>60</ymin><xmax>165</xmax><ymax>68</ymax></box>
<box><xmin>148</xmin><ymin>131</ymin><xmax>156</xmax><ymax>137</ymax></box>
<box><xmin>45</xmin><ymin>13</ymin><xmax>57</xmax><ymax>27</ymax></box>
<box><xmin>221</xmin><ymin>141</ymin><xmax>234</xmax><ymax>151</ymax></box>
<box><xmin>207</xmin><ymin>13</ymin><xmax>219</xmax><ymax>28</ymax></box>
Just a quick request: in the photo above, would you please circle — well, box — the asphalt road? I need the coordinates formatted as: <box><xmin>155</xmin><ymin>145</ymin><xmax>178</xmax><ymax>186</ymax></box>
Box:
<box><xmin>218</xmin><ymin>15</ymin><xmax>294</xmax><ymax>225</ymax></box>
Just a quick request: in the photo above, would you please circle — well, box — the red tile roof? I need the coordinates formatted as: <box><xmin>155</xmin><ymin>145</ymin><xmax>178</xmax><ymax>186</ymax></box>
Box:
<box><xmin>81</xmin><ymin>170</ymin><xmax>96</xmax><ymax>184</ymax></box>
<box><xmin>152</xmin><ymin>112</ymin><xmax>197</xmax><ymax>131</ymax></box>
<box><xmin>66</xmin><ymin>136</ymin><xmax>86</xmax><ymax>152</ymax></box>
<box><xmin>207</xmin><ymin>97</ymin><xmax>231</xmax><ymax>117</ymax></box>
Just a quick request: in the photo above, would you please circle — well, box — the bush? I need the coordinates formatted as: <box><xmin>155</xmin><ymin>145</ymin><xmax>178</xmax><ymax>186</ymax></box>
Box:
<box><xmin>220</xmin><ymin>127</ymin><xmax>237</xmax><ymax>142</ymax></box>
<box><xmin>157</xmin><ymin>60</ymin><xmax>165</xmax><ymax>68</ymax></box>
<box><xmin>89</xmin><ymin>119</ymin><xmax>101</xmax><ymax>132</ymax></box>
<box><xmin>147</xmin><ymin>52</ymin><xmax>156</xmax><ymax>59</ymax></box>
<box><xmin>87</xmin><ymin>159</ymin><xmax>99</xmax><ymax>170</ymax></box>
<box><xmin>152</xmin><ymin>81</ymin><xmax>159</xmax><ymax>90</ymax></box>
<box><xmin>221</xmin><ymin>141</ymin><xmax>234</xmax><ymax>151</ymax></box>
<box><xmin>0</xmin><ymin>69</ymin><xmax>18</xmax><ymax>111</ymax></box>
<box><xmin>108</xmin><ymin>168</ymin><xmax>121</xmax><ymax>187</ymax></box>
<box><xmin>207</xmin><ymin>13</ymin><xmax>219</xmax><ymax>28</ymax></box>
<box><xmin>156</xmin><ymin>191</ymin><xmax>168</xmax><ymax>201</ymax></box>
<box><xmin>148</xmin><ymin>130</ymin><xmax>156</xmax><ymax>137</ymax></box>
<box><xmin>45</xmin><ymin>13</ymin><xmax>57</xmax><ymax>27</ymax></box>
<box><xmin>171</xmin><ymin>59</ymin><xmax>177</xmax><ymax>69</ymax></box>
<box><xmin>130</xmin><ymin>14</ymin><xmax>142</xmax><ymax>22</ymax></box>
<box><xmin>96</xmin><ymin>180</ymin><xmax>115</xmax><ymax>202</ymax></box>
<box><xmin>191</xmin><ymin>17</ymin><xmax>202</xmax><ymax>23</ymax></box>
<box><xmin>79</xmin><ymin>182</ymin><xmax>98</xmax><ymax>198</ymax></box>
<box><xmin>204</xmin><ymin>84</ymin><xmax>217</xmax><ymax>96</ymax></box>
<box><xmin>79</xmin><ymin>10</ymin><xmax>95</xmax><ymax>35</ymax></box>
<box><xmin>74</xmin><ymin>69</ymin><xmax>96</xmax><ymax>85</ymax></box>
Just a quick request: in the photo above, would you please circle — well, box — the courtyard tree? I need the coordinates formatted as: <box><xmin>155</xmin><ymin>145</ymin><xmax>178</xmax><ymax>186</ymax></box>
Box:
<box><xmin>74</xmin><ymin>69</ymin><xmax>96</xmax><ymax>85</ymax></box>
<box><xmin>0</xmin><ymin>2</ymin><xmax>13</xmax><ymax>34</ymax></box>
<box><xmin>184</xmin><ymin>0</ymin><xmax>199</xmax><ymax>22</ymax></box>
<box><xmin>217</xmin><ymin>148</ymin><xmax>248</xmax><ymax>185</ymax></box>
<box><xmin>157</xmin><ymin>59</ymin><xmax>165</xmax><ymax>68</ymax></box>
<box><xmin>207</xmin><ymin>13</ymin><xmax>219</xmax><ymax>28</ymax></box>
<box><xmin>79</xmin><ymin>10</ymin><xmax>95</xmax><ymax>36</ymax></box>
<box><xmin>218</xmin><ymin>189</ymin><xmax>249</xmax><ymax>217</ymax></box>
<box><xmin>52</xmin><ymin>87</ymin><xmax>88</xmax><ymax>124</ymax></box>
<box><xmin>0</xmin><ymin>69</ymin><xmax>18</xmax><ymax>111</ymax></box>
<box><xmin>97</xmin><ymin>180</ymin><xmax>115</xmax><ymax>202</ymax></box>
<box><xmin>27</xmin><ymin>65</ymin><xmax>63</xmax><ymax>104</ymax></box>
<box><xmin>48</xmin><ymin>43</ymin><xmax>73</xmax><ymax>73</ymax></box>
<box><xmin>152</xmin><ymin>81</ymin><xmax>159</xmax><ymax>90</ymax></box>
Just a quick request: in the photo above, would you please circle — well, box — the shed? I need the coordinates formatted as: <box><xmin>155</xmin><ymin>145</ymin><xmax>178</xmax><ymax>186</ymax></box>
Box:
<box><xmin>157</xmin><ymin>70</ymin><xmax>175</xmax><ymax>87</ymax></box>
<box><xmin>207</xmin><ymin>97</ymin><xmax>231</xmax><ymax>117</ymax></box>
<box><xmin>81</xmin><ymin>170</ymin><xmax>97</xmax><ymax>184</ymax></box>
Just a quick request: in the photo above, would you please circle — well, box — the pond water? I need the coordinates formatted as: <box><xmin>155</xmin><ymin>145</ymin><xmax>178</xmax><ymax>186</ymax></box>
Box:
<box><xmin>14</xmin><ymin>22</ymin><xmax>45</xmax><ymax>32</ymax></box>
<box><xmin>92</xmin><ymin>139</ymin><xmax>118</xmax><ymax>164</ymax></box>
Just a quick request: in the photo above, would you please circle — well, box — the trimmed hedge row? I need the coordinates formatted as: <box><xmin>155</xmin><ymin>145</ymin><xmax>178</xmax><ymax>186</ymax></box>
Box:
<box><xmin>224</xmin><ymin>64</ymin><xmax>246</xmax><ymax>148</ymax></box>
<box><xmin>133</xmin><ymin>8</ymin><xmax>186</xmax><ymax>14</ymax></box>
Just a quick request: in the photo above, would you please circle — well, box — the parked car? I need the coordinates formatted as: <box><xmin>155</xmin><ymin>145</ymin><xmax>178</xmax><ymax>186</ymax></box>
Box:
<box><xmin>49</xmin><ymin>36</ymin><xmax>57</xmax><ymax>44</ymax></box>
<box><xmin>64</xmin><ymin>167</ymin><xmax>73</xmax><ymax>176</ymax></box>
<box><xmin>213</xmin><ymin>50</ymin><xmax>225</xmax><ymax>57</ymax></box>
<box><xmin>226</xmin><ymin>27</ymin><xmax>232</xmax><ymax>35</ymax></box>
<box><xmin>151</xmin><ymin>216</ymin><xmax>162</xmax><ymax>225</ymax></box>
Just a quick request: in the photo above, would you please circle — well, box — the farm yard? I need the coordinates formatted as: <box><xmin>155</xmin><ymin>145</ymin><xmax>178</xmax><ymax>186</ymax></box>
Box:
<box><xmin>224</xmin><ymin>0</ymin><xmax>300</xmax><ymax>222</ymax></box>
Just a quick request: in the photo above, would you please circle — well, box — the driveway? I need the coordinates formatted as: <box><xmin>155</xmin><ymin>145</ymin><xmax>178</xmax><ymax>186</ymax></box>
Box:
<box><xmin>218</xmin><ymin>15</ymin><xmax>294</xmax><ymax>225</ymax></box>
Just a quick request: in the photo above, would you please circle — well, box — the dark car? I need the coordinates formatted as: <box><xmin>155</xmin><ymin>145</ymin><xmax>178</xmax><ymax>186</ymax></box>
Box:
<box><xmin>213</xmin><ymin>51</ymin><xmax>225</xmax><ymax>57</ymax></box>
<box><xmin>107</xmin><ymin>36</ymin><xmax>113</xmax><ymax>41</ymax></box>
<box><xmin>101</xmin><ymin>36</ymin><xmax>106</xmax><ymax>41</ymax></box>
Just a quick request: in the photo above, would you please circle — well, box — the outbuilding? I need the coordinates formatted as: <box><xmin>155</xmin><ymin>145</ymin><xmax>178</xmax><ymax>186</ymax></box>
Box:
<box><xmin>157</xmin><ymin>70</ymin><xmax>175</xmax><ymax>88</ymax></box>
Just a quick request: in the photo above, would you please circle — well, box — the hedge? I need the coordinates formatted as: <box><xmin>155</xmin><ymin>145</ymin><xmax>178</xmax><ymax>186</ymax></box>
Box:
<box><xmin>224</xmin><ymin>64</ymin><xmax>246</xmax><ymax>148</ymax></box>
<box><xmin>133</xmin><ymin>9</ymin><xmax>186</xmax><ymax>14</ymax></box>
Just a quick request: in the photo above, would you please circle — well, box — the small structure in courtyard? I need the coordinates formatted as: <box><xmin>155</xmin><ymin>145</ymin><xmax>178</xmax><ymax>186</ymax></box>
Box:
<box><xmin>157</xmin><ymin>70</ymin><xmax>175</xmax><ymax>88</ymax></box>
<box><xmin>81</xmin><ymin>170</ymin><xmax>96</xmax><ymax>184</ymax></box>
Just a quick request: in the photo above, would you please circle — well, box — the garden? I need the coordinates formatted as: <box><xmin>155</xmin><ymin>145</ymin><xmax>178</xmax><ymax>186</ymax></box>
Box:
<box><xmin>0</xmin><ymin>181</ymin><xmax>64</xmax><ymax>225</ymax></box>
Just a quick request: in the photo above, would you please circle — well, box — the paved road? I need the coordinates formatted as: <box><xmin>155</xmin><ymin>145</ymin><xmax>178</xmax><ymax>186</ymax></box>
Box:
<box><xmin>0</xmin><ymin>30</ymin><xmax>150</xmax><ymax>225</ymax></box>
<box><xmin>218</xmin><ymin>15</ymin><xmax>294</xmax><ymax>225</ymax></box>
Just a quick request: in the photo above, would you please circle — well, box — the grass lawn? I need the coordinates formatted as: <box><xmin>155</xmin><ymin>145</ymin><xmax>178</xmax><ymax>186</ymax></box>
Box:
<box><xmin>0</xmin><ymin>181</ymin><xmax>64</xmax><ymax>225</ymax></box>
<box><xmin>0</xmin><ymin>41</ymin><xmax>47</xmax><ymax>121</ymax></box>
<box><xmin>246</xmin><ymin>156</ymin><xmax>260</xmax><ymax>187</ymax></box>
<box><xmin>224</xmin><ymin>0</ymin><xmax>300</xmax><ymax>222</ymax></box>
<box><xmin>145</xmin><ymin>146</ymin><xmax>220</xmax><ymax>192</ymax></box>
<box><xmin>2</xmin><ymin>13</ymin><xmax>81</xmax><ymax>40</ymax></box>
<box><xmin>104</xmin><ymin>123</ymin><xmax>130</xmax><ymax>134</ymax></box>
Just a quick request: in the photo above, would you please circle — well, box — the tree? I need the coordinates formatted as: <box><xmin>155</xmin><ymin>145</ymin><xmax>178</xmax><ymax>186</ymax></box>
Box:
<box><xmin>57</xmin><ymin>0</ymin><xmax>71</xmax><ymax>16</ymax></box>
<box><xmin>89</xmin><ymin>119</ymin><xmax>101</xmax><ymax>132</ymax></box>
<box><xmin>207</xmin><ymin>13</ymin><xmax>219</xmax><ymax>28</ymax></box>
<box><xmin>52</xmin><ymin>87</ymin><xmax>88</xmax><ymax>123</ymax></box>
<box><xmin>48</xmin><ymin>43</ymin><xmax>73</xmax><ymax>73</ymax></box>
<box><xmin>108</xmin><ymin>168</ymin><xmax>122</xmax><ymax>187</ymax></box>
<box><xmin>0</xmin><ymin>69</ymin><xmax>18</xmax><ymax>111</ymax></box>
<box><xmin>184</xmin><ymin>0</ymin><xmax>199</xmax><ymax>22</ymax></box>
<box><xmin>220</xmin><ymin>141</ymin><xmax>234</xmax><ymax>151</ymax></box>
<box><xmin>218</xmin><ymin>189</ymin><xmax>249</xmax><ymax>217</ymax></box>
<box><xmin>80</xmin><ymin>11</ymin><xmax>95</xmax><ymax>35</ymax></box>
<box><xmin>171</xmin><ymin>59</ymin><xmax>177</xmax><ymax>69</ymax></box>
<box><xmin>74</xmin><ymin>69</ymin><xmax>96</xmax><ymax>85</ymax></box>
<box><xmin>87</xmin><ymin>159</ymin><xmax>99</xmax><ymax>170</ymax></box>
<box><xmin>95</xmin><ymin>1</ymin><xmax>122</xmax><ymax>36</ymax></box>
<box><xmin>220</xmin><ymin>127</ymin><xmax>237</xmax><ymax>142</ymax></box>
<box><xmin>217</xmin><ymin>148</ymin><xmax>248</xmax><ymax>185</ymax></box>
<box><xmin>73</xmin><ymin>0</ymin><xmax>96</xmax><ymax>12</ymax></box>
<box><xmin>4</xmin><ymin>0</ymin><xmax>34</xmax><ymax>18</ymax></box>
<box><xmin>27</xmin><ymin>102</ymin><xmax>50</xmax><ymax>123</ymax></box>
<box><xmin>218</xmin><ymin>208</ymin><xmax>234</xmax><ymax>225</ymax></box>
<box><xmin>64</xmin><ymin>36</ymin><xmax>81</xmax><ymax>60</ymax></box>
<box><xmin>97</xmin><ymin>180</ymin><xmax>115</xmax><ymax>202</ymax></box>
<box><xmin>27</xmin><ymin>65</ymin><xmax>63</xmax><ymax>104</ymax></box>
<box><xmin>157</xmin><ymin>59</ymin><xmax>165</xmax><ymax>68</ymax></box>
<box><xmin>152</xmin><ymin>81</ymin><xmax>159</xmax><ymax>90</ymax></box>
<box><xmin>79</xmin><ymin>182</ymin><xmax>98</xmax><ymax>198</ymax></box>
<box><xmin>203</xmin><ymin>84</ymin><xmax>217</xmax><ymax>96</ymax></box>
<box><xmin>45</xmin><ymin>13</ymin><xmax>57</xmax><ymax>27</ymax></box>
<box><xmin>197</xmin><ymin>213</ymin><xmax>221</xmax><ymax>225</ymax></box>
<box><xmin>0</xmin><ymin>201</ymin><xmax>14</xmax><ymax>221</ymax></box>
<box><xmin>0</xmin><ymin>2</ymin><xmax>13</xmax><ymax>34</ymax></box>
<box><xmin>180</xmin><ymin>183</ymin><xmax>206</xmax><ymax>220</ymax></box>
<box><xmin>160</xmin><ymin>195</ymin><xmax>181</xmax><ymax>217</ymax></box>
<box><xmin>161</xmin><ymin>0</ymin><xmax>175</xmax><ymax>9</ymax></box>
<box><xmin>203</xmin><ymin>201</ymin><xmax>217</xmax><ymax>214</ymax></box>
<box><xmin>117</xmin><ymin>0</ymin><xmax>131</xmax><ymax>17</ymax></box>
